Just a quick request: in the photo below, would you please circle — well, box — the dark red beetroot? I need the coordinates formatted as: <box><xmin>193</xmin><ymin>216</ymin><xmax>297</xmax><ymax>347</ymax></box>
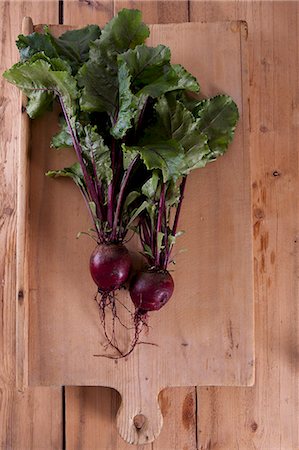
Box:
<box><xmin>129</xmin><ymin>269</ymin><xmax>174</xmax><ymax>312</ymax></box>
<box><xmin>90</xmin><ymin>243</ymin><xmax>131</xmax><ymax>292</ymax></box>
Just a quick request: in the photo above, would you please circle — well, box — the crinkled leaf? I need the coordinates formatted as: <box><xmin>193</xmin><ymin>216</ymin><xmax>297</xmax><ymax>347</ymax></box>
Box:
<box><xmin>141</xmin><ymin>171</ymin><xmax>159</xmax><ymax>199</ymax></box>
<box><xmin>3</xmin><ymin>58</ymin><xmax>78</xmax><ymax>119</ymax></box>
<box><xmin>137</xmin><ymin>64</ymin><xmax>199</xmax><ymax>98</ymax></box>
<box><xmin>141</xmin><ymin>94</ymin><xmax>210</xmax><ymax>174</ymax></box>
<box><xmin>46</xmin><ymin>162</ymin><xmax>85</xmax><ymax>189</ymax></box>
<box><xmin>5</xmin><ymin>52</ymin><xmax>72</xmax><ymax>118</ymax></box>
<box><xmin>176</xmin><ymin>91</ymin><xmax>201</xmax><ymax>113</ymax></box>
<box><xmin>26</xmin><ymin>90</ymin><xmax>54</xmax><ymax>118</ymax></box>
<box><xmin>111</xmin><ymin>44</ymin><xmax>172</xmax><ymax>138</ymax></box>
<box><xmin>16</xmin><ymin>32</ymin><xmax>58</xmax><ymax>60</ymax></box>
<box><xmin>50</xmin><ymin>25</ymin><xmax>101</xmax><ymax>72</ymax></box>
<box><xmin>137</xmin><ymin>66</ymin><xmax>178</xmax><ymax>98</ymax></box>
<box><xmin>171</xmin><ymin>64</ymin><xmax>200</xmax><ymax>92</ymax></box>
<box><xmin>78</xmin><ymin>62</ymin><xmax>118</xmax><ymax>115</ymax></box>
<box><xmin>120</xmin><ymin>44</ymin><xmax>171</xmax><ymax>88</ymax></box>
<box><xmin>89</xmin><ymin>9</ymin><xmax>149</xmax><ymax>66</ymax></box>
<box><xmin>111</xmin><ymin>60</ymin><xmax>137</xmax><ymax>138</ymax></box>
<box><xmin>79</xmin><ymin>9</ymin><xmax>149</xmax><ymax>118</ymax></box>
<box><xmin>81</xmin><ymin>125</ymin><xmax>112</xmax><ymax>184</ymax></box>
<box><xmin>124</xmin><ymin>140</ymin><xmax>185</xmax><ymax>182</ymax></box>
<box><xmin>194</xmin><ymin>94</ymin><xmax>239</xmax><ymax>158</ymax></box>
<box><xmin>17</xmin><ymin>25</ymin><xmax>101</xmax><ymax>74</ymax></box>
<box><xmin>122</xmin><ymin>145</ymin><xmax>139</xmax><ymax>170</ymax></box>
<box><xmin>51</xmin><ymin>116</ymin><xmax>73</xmax><ymax>148</ymax></box>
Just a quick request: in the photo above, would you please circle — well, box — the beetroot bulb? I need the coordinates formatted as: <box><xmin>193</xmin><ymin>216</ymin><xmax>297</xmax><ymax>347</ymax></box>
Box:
<box><xmin>90</xmin><ymin>244</ymin><xmax>131</xmax><ymax>293</ymax></box>
<box><xmin>129</xmin><ymin>269</ymin><xmax>174</xmax><ymax>313</ymax></box>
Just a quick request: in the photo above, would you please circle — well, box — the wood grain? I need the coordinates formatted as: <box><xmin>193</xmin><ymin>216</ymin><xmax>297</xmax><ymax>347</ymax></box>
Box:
<box><xmin>16</xmin><ymin>14</ymin><xmax>33</xmax><ymax>393</ymax></box>
<box><xmin>27</xmin><ymin>22</ymin><xmax>252</xmax><ymax>387</ymax></box>
<box><xmin>191</xmin><ymin>2</ymin><xmax>299</xmax><ymax>449</ymax></box>
<box><xmin>0</xmin><ymin>2</ymin><xmax>63</xmax><ymax>449</ymax></box>
<box><xmin>1</xmin><ymin>1</ymin><xmax>298</xmax><ymax>449</ymax></box>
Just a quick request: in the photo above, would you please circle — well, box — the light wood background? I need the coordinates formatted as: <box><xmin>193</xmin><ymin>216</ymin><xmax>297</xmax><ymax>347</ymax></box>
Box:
<box><xmin>0</xmin><ymin>1</ymin><xmax>298</xmax><ymax>449</ymax></box>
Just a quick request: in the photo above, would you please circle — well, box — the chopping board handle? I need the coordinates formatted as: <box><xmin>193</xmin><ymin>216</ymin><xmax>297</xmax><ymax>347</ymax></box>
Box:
<box><xmin>116</xmin><ymin>386</ymin><xmax>163</xmax><ymax>445</ymax></box>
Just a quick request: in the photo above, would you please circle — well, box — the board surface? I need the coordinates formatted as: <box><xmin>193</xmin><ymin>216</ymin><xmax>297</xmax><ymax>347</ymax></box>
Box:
<box><xmin>19</xmin><ymin>20</ymin><xmax>253</xmax><ymax>444</ymax></box>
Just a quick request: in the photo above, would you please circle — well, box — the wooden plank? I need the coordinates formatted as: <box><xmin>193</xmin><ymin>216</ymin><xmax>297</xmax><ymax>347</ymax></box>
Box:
<box><xmin>66</xmin><ymin>387</ymin><xmax>143</xmax><ymax>450</ymax></box>
<box><xmin>1</xmin><ymin>386</ymin><xmax>62</xmax><ymax>450</ymax></box>
<box><xmin>191</xmin><ymin>2</ymin><xmax>299</xmax><ymax>449</ymax></box>
<box><xmin>63</xmin><ymin>0</ymin><xmax>113</xmax><ymax>27</ymax></box>
<box><xmin>16</xmin><ymin>14</ymin><xmax>33</xmax><ymax>394</ymax></box>
<box><xmin>66</xmin><ymin>386</ymin><xmax>197</xmax><ymax>450</ymax></box>
<box><xmin>27</xmin><ymin>22</ymin><xmax>252</xmax><ymax>387</ymax></box>
<box><xmin>0</xmin><ymin>2</ymin><xmax>63</xmax><ymax>449</ymax></box>
<box><xmin>154</xmin><ymin>387</ymin><xmax>197</xmax><ymax>450</ymax></box>
<box><xmin>114</xmin><ymin>1</ymin><xmax>188</xmax><ymax>23</ymax></box>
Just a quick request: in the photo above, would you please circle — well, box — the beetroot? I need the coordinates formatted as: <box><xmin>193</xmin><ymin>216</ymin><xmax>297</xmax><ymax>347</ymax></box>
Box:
<box><xmin>130</xmin><ymin>269</ymin><xmax>174</xmax><ymax>312</ymax></box>
<box><xmin>90</xmin><ymin>243</ymin><xmax>131</xmax><ymax>292</ymax></box>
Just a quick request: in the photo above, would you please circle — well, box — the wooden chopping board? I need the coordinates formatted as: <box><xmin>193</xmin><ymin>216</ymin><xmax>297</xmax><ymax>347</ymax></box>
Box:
<box><xmin>17</xmin><ymin>18</ymin><xmax>253</xmax><ymax>445</ymax></box>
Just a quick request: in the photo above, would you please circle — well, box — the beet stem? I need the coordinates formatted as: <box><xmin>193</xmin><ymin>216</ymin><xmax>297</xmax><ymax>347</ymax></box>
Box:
<box><xmin>165</xmin><ymin>176</ymin><xmax>187</xmax><ymax>266</ymax></box>
<box><xmin>58</xmin><ymin>96</ymin><xmax>99</xmax><ymax>210</ymax></box>
<box><xmin>172</xmin><ymin>176</ymin><xmax>187</xmax><ymax>236</ymax></box>
<box><xmin>111</xmin><ymin>155</ymin><xmax>139</xmax><ymax>241</ymax></box>
<box><xmin>155</xmin><ymin>183</ymin><xmax>166</xmax><ymax>266</ymax></box>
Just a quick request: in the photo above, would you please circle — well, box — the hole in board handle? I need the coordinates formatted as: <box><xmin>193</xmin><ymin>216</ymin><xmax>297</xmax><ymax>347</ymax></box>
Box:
<box><xmin>133</xmin><ymin>414</ymin><xmax>146</xmax><ymax>430</ymax></box>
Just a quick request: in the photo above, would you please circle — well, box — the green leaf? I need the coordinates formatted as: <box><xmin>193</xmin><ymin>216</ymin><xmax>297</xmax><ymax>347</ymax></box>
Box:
<box><xmin>120</xmin><ymin>44</ymin><xmax>171</xmax><ymax>88</ymax></box>
<box><xmin>16</xmin><ymin>32</ymin><xmax>58</xmax><ymax>60</ymax></box>
<box><xmin>26</xmin><ymin>90</ymin><xmax>54</xmax><ymax>118</ymax></box>
<box><xmin>137</xmin><ymin>64</ymin><xmax>199</xmax><ymax>98</ymax></box>
<box><xmin>110</xmin><ymin>59</ymin><xmax>137</xmax><ymax>138</ymax></box>
<box><xmin>46</xmin><ymin>162</ymin><xmax>85</xmax><ymax>189</ymax></box>
<box><xmin>141</xmin><ymin>171</ymin><xmax>159</xmax><ymax>199</ymax></box>
<box><xmin>141</xmin><ymin>94</ymin><xmax>210</xmax><ymax>175</ymax></box>
<box><xmin>79</xmin><ymin>9</ymin><xmax>149</xmax><ymax>118</ymax></box>
<box><xmin>81</xmin><ymin>125</ymin><xmax>113</xmax><ymax>184</ymax></box>
<box><xmin>89</xmin><ymin>201</ymin><xmax>97</xmax><ymax>218</ymax></box>
<box><xmin>17</xmin><ymin>25</ymin><xmax>101</xmax><ymax>74</ymax></box>
<box><xmin>4</xmin><ymin>52</ymin><xmax>72</xmax><ymax>118</ymax></box>
<box><xmin>123</xmin><ymin>191</ymin><xmax>141</xmax><ymax>212</ymax></box>
<box><xmin>78</xmin><ymin>62</ymin><xmax>118</xmax><ymax>115</ymax></box>
<box><xmin>193</xmin><ymin>94</ymin><xmax>239</xmax><ymax>158</ymax></box>
<box><xmin>137</xmin><ymin>66</ymin><xmax>178</xmax><ymax>98</ymax></box>
<box><xmin>3</xmin><ymin>57</ymin><xmax>78</xmax><ymax>119</ymax></box>
<box><xmin>51</xmin><ymin>116</ymin><xmax>73</xmax><ymax>148</ymax></box>
<box><xmin>141</xmin><ymin>244</ymin><xmax>154</xmax><ymax>259</ymax></box>
<box><xmin>157</xmin><ymin>231</ymin><xmax>165</xmax><ymax>255</ymax></box>
<box><xmin>89</xmin><ymin>9</ymin><xmax>149</xmax><ymax>66</ymax></box>
<box><xmin>127</xmin><ymin>200</ymin><xmax>149</xmax><ymax>226</ymax></box>
<box><xmin>110</xmin><ymin>43</ymin><xmax>173</xmax><ymax>138</ymax></box>
<box><xmin>167</xmin><ymin>231</ymin><xmax>184</xmax><ymax>248</ymax></box>
<box><xmin>165</xmin><ymin>179</ymin><xmax>180</xmax><ymax>206</ymax></box>
<box><xmin>122</xmin><ymin>145</ymin><xmax>139</xmax><ymax>170</ymax></box>
<box><xmin>176</xmin><ymin>91</ymin><xmax>201</xmax><ymax>113</ymax></box>
<box><xmin>50</xmin><ymin>25</ymin><xmax>101</xmax><ymax>72</ymax></box>
<box><xmin>171</xmin><ymin>64</ymin><xmax>200</xmax><ymax>92</ymax></box>
<box><xmin>124</xmin><ymin>140</ymin><xmax>185</xmax><ymax>182</ymax></box>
